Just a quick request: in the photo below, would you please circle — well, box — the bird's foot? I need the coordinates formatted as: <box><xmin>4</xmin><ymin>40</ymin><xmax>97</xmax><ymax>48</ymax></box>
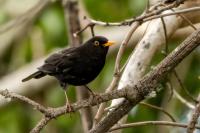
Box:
<box><xmin>65</xmin><ymin>103</ymin><xmax>74</xmax><ymax>113</ymax></box>
<box><xmin>64</xmin><ymin>102</ymin><xmax>74</xmax><ymax>118</ymax></box>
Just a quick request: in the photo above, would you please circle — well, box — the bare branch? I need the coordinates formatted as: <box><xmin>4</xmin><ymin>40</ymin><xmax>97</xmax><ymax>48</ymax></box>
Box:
<box><xmin>187</xmin><ymin>95</ymin><xmax>200</xmax><ymax>133</ymax></box>
<box><xmin>170</xmin><ymin>9</ymin><xmax>197</xmax><ymax>30</ymax></box>
<box><xmin>109</xmin><ymin>121</ymin><xmax>200</xmax><ymax>132</ymax></box>
<box><xmin>173</xmin><ymin>71</ymin><xmax>198</xmax><ymax>103</ymax></box>
<box><xmin>75</xmin><ymin>3</ymin><xmax>200</xmax><ymax>39</ymax></box>
<box><xmin>173</xmin><ymin>89</ymin><xmax>195</xmax><ymax>109</ymax></box>
<box><xmin>0</xmin><ymin>89</ymin><xmax>48</xmax><ymax>114</ymax></box>
<box><xmin>75</xmin><ymin>1</ymin><xmax>182</xmax><ymax>36</ymax></box>
<box><xmin>144</xmin><ymin>7</ymin><xmax>200</xmax><ymax>22</ymax></box>
<box><xmin>30</xmin><ymin>117</ymin><xmax>51</xmax><ymax>133</ymax></box>
<box><xmin>140</xmin><ymin>102</ymin><xmax>176</xmax><ymax>122</ymax></box>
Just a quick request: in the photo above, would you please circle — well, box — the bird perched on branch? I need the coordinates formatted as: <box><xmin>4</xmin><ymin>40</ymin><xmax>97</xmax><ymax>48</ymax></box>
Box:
<box><xmin>22</xmin><ymin>36</ymin><xmax>115</xmax><ymax>110</ymax></box>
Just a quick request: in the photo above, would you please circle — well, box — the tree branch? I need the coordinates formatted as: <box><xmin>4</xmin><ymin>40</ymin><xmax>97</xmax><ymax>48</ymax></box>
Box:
<box><xmin>109</xmin><ymin>121</ymin><xmax>200</xmax><ymax>132</ymax></box>
<box><xmin>74</xmin><ymin>1</ymin><xmax>181</xmax><ymax>36</ymax></box>
<box><xmin>187</xmin><ymin>95</ymin><xmax>200</xmax><ymax>133</ymax></box>
<box><xmin>89</xmin><ymin>27</ymin><xmax>200</xmax><ymax>133</ymax></box>
<box><xmin>140</xmin><ymin>102</ymin><xmax>176</xmax><ymax>122</ymax></box>
<box><xmin>0</xmin><ymin>89</ymin><xmax>47</xmax><ymax>114</ymax></box>
<box><xmin>30</xmin><ymin>117</ymin><xmax>51</xmax><ymax>133</ymax></box>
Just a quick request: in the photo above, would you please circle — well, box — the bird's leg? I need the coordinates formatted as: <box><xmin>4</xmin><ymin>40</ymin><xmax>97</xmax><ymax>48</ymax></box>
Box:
<box><xmin>64</xmin><ymin>91</ymin><xmax>72</xmax><ymax>111</ymax></box>
<box><xmin>62</xmin><ymin>83</ymin><xmax>74</xmax><ymax>113</ymax></box>
<box><xmin>84</xmin><ymin>85</ymin><xmax>95</xmax><ymax>96</ymax></box>
<box><xmin>84</xmin><ymin>85</ymin><xmax>102</xmax><ymax>104</ymax></box>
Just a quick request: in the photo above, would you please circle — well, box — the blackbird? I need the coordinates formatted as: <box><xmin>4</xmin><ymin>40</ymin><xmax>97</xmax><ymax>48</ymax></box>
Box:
<box><xmin>22</xmin><ymin>36</ymin><xmax>114</xmax><ymax>109</ymax></box>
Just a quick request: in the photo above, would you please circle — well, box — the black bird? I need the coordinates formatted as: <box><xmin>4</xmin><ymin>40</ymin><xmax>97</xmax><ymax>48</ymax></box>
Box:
<box><xmin>22</xmin><ymin>36</ymin><xmax>114</xmax><ymax>109</ymax></box>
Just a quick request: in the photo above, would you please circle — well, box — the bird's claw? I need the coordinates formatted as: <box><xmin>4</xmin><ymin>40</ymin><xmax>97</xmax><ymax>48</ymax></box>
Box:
<box><xmin>65</xmin><ymin>103</ymin><xmax>74</xmax><ymax>118</ymax></box>
<box><xmin>65</xmin><ymin>103</ymin><xmax>74</xmax><ymax>113</ymax></box>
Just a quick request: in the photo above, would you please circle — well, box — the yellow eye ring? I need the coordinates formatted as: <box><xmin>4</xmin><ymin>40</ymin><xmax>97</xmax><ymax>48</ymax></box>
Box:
<box><xmin>94</xmin><ymin>41</ymin><xmax>100</xmax><ymax>46</ymax></box>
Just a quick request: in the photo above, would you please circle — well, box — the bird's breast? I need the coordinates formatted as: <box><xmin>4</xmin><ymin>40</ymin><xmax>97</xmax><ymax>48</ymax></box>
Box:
<box><xmin>63</xmin><ymin>55</ymin><xmax>106</xmax><ymax>85</ymax></box>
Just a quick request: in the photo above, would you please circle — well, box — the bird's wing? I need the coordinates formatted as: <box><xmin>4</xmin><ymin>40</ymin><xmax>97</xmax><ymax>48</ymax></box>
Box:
<box><xmin>38</xmin><ymin>47</ymin><xmax>80</xmax><ymax>74</ymax></box>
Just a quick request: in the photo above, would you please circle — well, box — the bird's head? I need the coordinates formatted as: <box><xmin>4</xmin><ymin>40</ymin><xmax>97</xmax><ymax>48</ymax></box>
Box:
<box><xmin>87</xmin><ymin>36</ymin><xmax>115</xmax><ymax>49</ymax></box>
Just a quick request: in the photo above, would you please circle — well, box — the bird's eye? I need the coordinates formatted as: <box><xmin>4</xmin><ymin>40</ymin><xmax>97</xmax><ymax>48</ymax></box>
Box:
<box><xmin>94</xmin><ymin>41</ymin><xmax>100</xmax><ymax>46</ymax></box>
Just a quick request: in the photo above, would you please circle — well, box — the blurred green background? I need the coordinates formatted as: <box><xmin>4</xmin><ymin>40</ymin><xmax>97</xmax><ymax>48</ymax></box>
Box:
<box><xmin>0</xmin><ymin>0</ymin><xmax>199</xmax><ymax>133</ymax></box>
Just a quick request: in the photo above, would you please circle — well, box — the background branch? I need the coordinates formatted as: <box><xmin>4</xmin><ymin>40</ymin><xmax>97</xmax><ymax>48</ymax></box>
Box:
<box><xmin>187</xmin><ymin>95</ymin><xmax>200</xmax><ymax>133</ymax></box>
<box><xmin>109</xmin><ymin>121</ymin><xmax>200</xmax><ymax>132</ymax></box>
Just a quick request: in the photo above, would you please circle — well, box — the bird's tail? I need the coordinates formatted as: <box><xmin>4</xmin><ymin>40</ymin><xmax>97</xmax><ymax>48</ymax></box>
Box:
<box><xmin>22</xmin><ymin>71</ymin><xmax>46</xmax><ymax>82</ymax></box>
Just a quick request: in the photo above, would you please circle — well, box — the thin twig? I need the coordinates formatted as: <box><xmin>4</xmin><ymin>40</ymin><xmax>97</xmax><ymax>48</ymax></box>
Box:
<box><xmin>173</xmin><ymin>71</ymin><xmax>198</xmax><ymax>103</ymax></box>
<box><xmin>160</xmin><ymin>12</ymin><xmax>175</xmax><ymax>103</ymax></box>
<box><xmin>144</xmin><ymin>7</ymin><xmax>200</xmax><ymax>22</ymax></box>
<box><xmin>90</xmin><ymin>24</ymin><xmax>95</xmax><ymax>37</ymax></box>
<box><xmin>161</xmin><ymin>17</ymin><xmax>168</xmax><ymax>53</ymax></box>
<box><xmin>187</xmin><ymin>95</ymin><xmax>200</xmax><ymax>133</ymax></box>
<box><xmin>166</xmin><ymin>81</ymin><xmax>174</xmax><ymax>101</ymax></box>
<box><xmin>74</xmin><ymin>23</ymin><xmax>95</xmax><ymax>37</ymax></box>
<box><xmin>170</xmin><ymin>9</ymin><xmax>197</xmax><ymax>30</ymax></box>
<box><xmin>160</xmin><ymin>10</ymin><xmax>197</xmax><ymax>104</ymax></box>
<box><xmin>160</xmin><ymin>14</ymin><xmax>196</xmax><ymax>104</ymax></box>
<box><xmin>173</xmin><ymin>89</ymin><xmax>195</xmax><ymax>109</ymax></box>
<box><xmin>76</xmin><ymin>1</ymin><xmax>182</xmax><ymax>35</ymax></box>
<box><xmin>30</xmin><ymin>117</ymin><xmax>51</xmax><ymax>133</ymax></box>
<box><xmin>140</xmin><ymin>102</ymin><xmax>176</xmax><ymax>122</ymax></box>
<box><xmin>74</xmin><ymin>3</ymin><xmax>200</xmax><ymax>37</ymax></box>
<box><xmin>82</xmin><ymin>3</ymin><xmax>200</xmax><ymax>32</ymax></box>
<box><xmin>114</xmin><ymin>22</ymin><xmax>141</xmax><ymax>75</ymax></box>
<box><xmin>109</xmin><ymin>121</ymin><xmax>200</xmax><ymax>132</ymax></box>
<box><xmin>0</xmin><ymin>89</ymin><xmax>48</xmax><ymax>115</ymax></box>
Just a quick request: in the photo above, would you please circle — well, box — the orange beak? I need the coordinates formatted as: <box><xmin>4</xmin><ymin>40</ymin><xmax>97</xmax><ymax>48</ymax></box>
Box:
<box><xmin>103</xmin><ymin>41</ymin><xmax>115</xmax><ymax>47</ymax></box>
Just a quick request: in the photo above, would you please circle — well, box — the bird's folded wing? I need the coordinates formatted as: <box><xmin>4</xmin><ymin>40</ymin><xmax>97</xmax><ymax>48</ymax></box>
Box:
<box><xmin>38</xmin><ymin>47</ymin><xmax>80</xmax><ymax>74</ymax></box>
